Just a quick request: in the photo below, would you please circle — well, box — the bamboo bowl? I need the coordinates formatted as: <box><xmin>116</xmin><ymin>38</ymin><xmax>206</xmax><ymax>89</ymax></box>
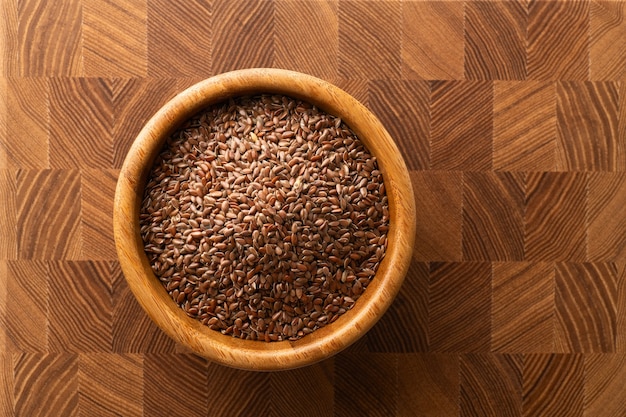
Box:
<box><xmin>113</xmin><ymin>68</ymin><xmax>416</xmax><ymax>371</ymax></box>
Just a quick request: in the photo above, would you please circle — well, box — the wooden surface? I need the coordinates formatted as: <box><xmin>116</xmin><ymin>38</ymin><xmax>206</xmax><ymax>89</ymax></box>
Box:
<box><xmin>1</xmin><ymin>0</ymin><xmax>625</xmax><ymax>415</ymax></box>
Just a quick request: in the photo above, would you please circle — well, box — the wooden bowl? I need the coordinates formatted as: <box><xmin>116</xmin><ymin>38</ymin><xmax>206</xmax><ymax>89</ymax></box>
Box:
<box><xmin>113</xmin><ymin>68</ymin><xmax>416</xmax><ymax>371</ymax></box>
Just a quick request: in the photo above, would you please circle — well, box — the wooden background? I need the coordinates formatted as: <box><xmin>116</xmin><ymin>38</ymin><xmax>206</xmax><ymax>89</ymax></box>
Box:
<box><xmin>1</xmin><ymin>0</ymin><xmax>626</xmax><ymax>416</ymax></box>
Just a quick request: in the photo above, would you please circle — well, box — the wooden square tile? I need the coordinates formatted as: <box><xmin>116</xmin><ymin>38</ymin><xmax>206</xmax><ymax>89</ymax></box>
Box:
<box><xmin>528</xmin><ymin>1</ymin><xmax>589</xmax><ymax>80</ymax></box>
<box><xmin>524</xmin><ymin>172</ymin><xmax>587</xmax><ymax>262</ymax></box>
<box><xmin>367</xmin><ymin>260</ymin><xmax>429</xmax><ymax>352</ymax></box>
<box><xmin>460</xmin><ymin>354</ymin><xmax>523</xmax><ymax>417</ymax></box>
<box><xmin>428</xmin><ymin>262</ymin><xmax>491</xmax><ymax>352</ymax></box>
<box><xmin>556</xmin><ymin>81</ymin><xmax>621</xmax><ymax>171</ymax></box>
<box><xmin>338</xmin><ymin>1</ymin><xmax>401</xmax><ymax>79</ymax></box>
<box><xmin>204</xmin><ymin>361</ymin><xmax>270</xmax><ymax>417</ymax></box>
<box><xmin>1</xmin><ymin>0</ymin><xmax>18</xmax><ymax>76</ymax></box>
<box><xmin>17</xmin><ymin>0</ymin><xmax>83</xmax><ymax>76</ymax></box>
<box><xmin>78</xmin><ymin>353</ymin><xmax>143</xmax><ymax>417</ymax></box>
<box><xmin>274</xmin><ymin>0</ymin><xmax>338</xmax><ymax>80</ymax></box>
<box><xmin>583</xmin><ymin>354</ymin><xmax>626</xmax><ymax>417</ymax></box>
<box><xmin>334</xmin><ymin>353</ymin><xmax>397</xmax><ymax>417</ymax></box>
<box><xmin>144</xmin><ymin>353</ymin><xmax>209</xmax><ymax>416</ymax></box>
<box><xmin>465</xmin><ymin>1</ymin><xmax>526</xmax><ymax>80</ymax></box>
<box><xmin>212</xmin><ymin>0</ymin><xmax>273</xmax><ymax>74</ymax></box>
<box><xmin>147</xmin><ymin>0</ymin><xmax>211</xmax><ymax>77</ymax></box>
<box><xmin>402</xmin><ymin>1</ymin><xmax>464</xmax><ymax>80</ymax></box>
<box><xmin>397</xmin><ymin>353</ymin><xmax>459</xmax><ymax>417</ymax></box>
<box><xmin>493</xmin><ymin>81</ymin><xmax>557</xmax><ymax>171</ymax></box>
<box><xmin>588</xmin><ymin>173</ymin><xmax>626</xmax><ymax>261</ymax></box>
<box><xmin>83</xmin><ymin>0</ymin><xmax>147</xmax><ymax>77</ymax></box>
<box><xmin>270</xmin><ymin>359</ymin><xmax>333</xmax><ymax>417</ymax></box>
<box><xmin>368</xmin><ymin>80</ymin><xmax>430</xmax><ymax>170</ymax></box>
<box><xmin>4</xmin><ymin>261</ymin><xmax>48</xmax><ymax>352</ymax></box>
<box><xmin>13</xmin><ymin>353</ymin><xmax>79</xmax><ymax>417</ymax></box>
<box><xmin>2</xmin><ymin>77</ymin><xmax>48</xmax><ymax>169</ymax></box>
<box><xmin>0</xmin><ymin>354</ymin><xmax>13</xmax><ymax>415</ymax></box>
<box><xmin>49</xmin><ymin>78</ymin><xmax>113</xmax><ymax>169</ymax></box>
<box><xmin>48</xmin><ymin>261</ymin><xmax>113</xmax><ymax>353</ymax></box>
<box><xmin>523</xmin><ymin>354</ymin><xmax>584</xmax><ymax>417</ymax></box>
<box><xmin>410</xmin><ymin>171</ymin><xmax>463</xmax><ymax>262</ymax></box>
<box><xmin>0</xmin><ymin>169</ymin><xmax>17</xmax><ymax>259</ymax></box>
<box><xmin>492</xmin><ymin>262</ymin><xmax>555</xmax><ymax>353</ymax></box>
<box><xmin>430</xmin><ymin>81</ymin><xmax>493</xmax><ymax>171</ymax></box>
<box><xmin>16</xmin><ymin>170</ymin><xmax>82</xmax><ymax>260</ymax></box>
<box><xmin>462</xmin><ymin>172</ymin><xmax>525</xmax><ymax>261</ymax></box>
<box><xmin>81</xmin><ymin>169</ymin><xmax>118</xmax><ymax>261</ymax></box>
<box><xmin>590</xmin><ymin>1</ymin><xmax>626</xmax><ymax>80</ymax></box>
<box><xmin>112</xmin><ymin>78</ymin><xmax>180</xmax><ymax>169</ymax></box>
<box><xmin>111</xmin><ymin>262</ymin><xmax>176</xmax><ymax>353</ymax></box>
<box><xmin>554</xmin><ymin>263</ymin><xmax>618</xmax><ymax>353</ymax></box>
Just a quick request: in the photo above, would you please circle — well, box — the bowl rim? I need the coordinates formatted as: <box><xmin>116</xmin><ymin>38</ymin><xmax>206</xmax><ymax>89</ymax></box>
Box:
<box><xmin>113</xmin><ymin>68</ymin><xmax>416</xmax><ymax>371</ymax></box>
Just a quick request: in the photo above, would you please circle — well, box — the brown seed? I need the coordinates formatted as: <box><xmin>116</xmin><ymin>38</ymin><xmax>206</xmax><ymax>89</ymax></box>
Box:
<box><xmin>140</xmin><ymin>94</ymin><xmax>388</xmax><ymax>343</ymax></box>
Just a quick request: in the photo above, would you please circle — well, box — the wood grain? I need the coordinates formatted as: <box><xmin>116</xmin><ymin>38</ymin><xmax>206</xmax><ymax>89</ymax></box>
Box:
<box><xmin>212</xmin><ymin>0</ymin><xmax>273</xmax><ymax>74</ymax></box>
<box><xmin>411</xmin><ymin>171</ymin><xmax>463</xmax><ymax>262</ymax></box>
<box><xmin>460</xmin><ymin>354</ymin><xmax>523</xmax><ymax>417</ymax></box>
<box><xmin>492</xmin><ymin>263</ymin><xmax>555</xmax><ymax>353</ymax></box>
<box><xmin>366</xmin><ymin>259</ymin><xmax>429</xmax><ymax>352</ymax></box>
<box><xmin>583</xmin><ymin>354</ymin><xmax>626</xmax><ymax>417</ymax></box>
<box><xmin>590</xmin><ymin>1</ymin><xmax>626</xmax><ymax>80</ymax></box>
<box><xmin>13</xmin><ymin>353</ymin><xmax>79</xmax><ymax>417</ymax></box>
<box><xmin>556</xmin><ymin>81</ymin><xmax>621</xmax><ymax>171</ymax></box>
<box><xmin>428</xmin><ymin>262</ymin><xmax>492</xmax><ymax>352</ymax></box>
<box><xmin>523</xmin><ymin>354</ymin><xmax>584</xmax><ymax>417</ymax></box>
<box><xmin>78</xmin><ymin>353</ymin><xmax>143</xmax><ymax>417</ymax></box>
<box><xmin>81</xmin><ymin>169</ymin><xmax>118</xmax><ymax>260</ymax></box>
<box><xmin>2</xmin><ymin>77</ymin><xmax>48</xmax><ymax>169</ymax></box>
<box><xmin>430</xmin><ymin>81</ymin><xmax>493</xmax><ymax>171</ymax></box>
<box><xmin>47</xmin><ymin>261</ymin><xmax>113</xmax><ymax>353</ymax></box>
<box><xmin>465</xmin><ymin>0</ymin><xmax>526</xmax><ymax>80</ymax></box>
<box><xmin>493</xmin><ymin>81</ymin><xmax>557</xmax><ymax>171</ymax></box>
<box><xmin>274</xmin><ymin>0</ymin><xmax>338</xmax><ymax>80</ymax></box>
<box><xmin>204</xmin><ymin>361</ymin><xmax>271</xmax><ymax>417</ymax></box>
<box><xmin>0</xmin><ymin>169</ymin><xmax>16</xmax><ymax>259</ymax></box>
<box><xmin>338</xmin><ymin>1</ymin><xmax>401</xmax><ymax>79</ymax></box>
<box><xmin>3</xmin><ymin>261</ymin><xmax>48</xmax><ymax>352</ymax></box>
<box><xmin>144</xmin><ymin>353</ymin><xmax>209</xmax><ymax>416</ymax></box>
<box><xmin>147</xmin><ymin>0</ymin><xmax>210</xmax><ymax>77</ymax></box>
<box><xmin>524</xmin><ymin>172</ymin><xmax>587</xmax><ymax>261</ymax></box>
<box><xmin>397</xmin><ymin>354</ymin><xmax>459</xmax><ymax>417</ymax></box>
<box><xmin>111</xmin><ymin>262</ymin><xmax>176</xmax><ymax>353</ymax></box>
<box><xmin>49</xmin><ymin>77</ymin><xmax>113</xmax><ymax>169</ymax></box>
<box><xmin>462</xmin><ymin>171</ymin><xmax>525</xmax><ymax>261</ymax></box>
<box><xmin>369</xmin><ymin>80</ymin><xmax>430</xmax><ymax>170</ymax></box>
<box><xmin>16</xmin><ymin>170</ymin><xmax>82</xmax><ymax>260</ymax></box>
<box><xmin>588</xmin><ymin>173</ymin><xmax>626</xmax><ymax>261</ymax></box>
<box><xmin>0</xmin><ymin>261</ymin><xmax>6</xmax><ymax>351</ymax></box>
<box><xmin>527</xmin><ymin>0</ymin><xmax>589</xmax><ymax>80</ymax></box>
<box><xmin>270</xmin><ymin>359</ymin><xmax>334</xmax><ymax>417</ymax></box>
<box><xmin>112</xmin><ymin>78</ymin><xmax>180</xmax><ymax>169</ymax></box>
<box><xmin>0</xmin><ymin>354</ymin><xmax>13</xmax><ymax>416</ymax></box>
<box><xmin>554</xmin><ymin>263</ymin><xmax>618</xmax><ymax>353</ymax></box>
<box><xmin>0</xmin><ymin>0</ymin><xmax>18</xmax><ymax>75</ymax></box>
<box><xmin>402</xmin><ymin>1</ymin><xmax>464</xmax><ymax>80</ymax></box>
<box><xmin>334</xmin><ymin>353</ymin><xmax>397</xmax><ymax>417</ymax></box>
<box><xmin>18</xmin><ymin>0</ymin><xmax>83</xmax><ymax>76</ymax></box>
<box><xmin>83</xmin><ymin>0</ymin><xmax>147</xmax><ymax>77</ymax></box>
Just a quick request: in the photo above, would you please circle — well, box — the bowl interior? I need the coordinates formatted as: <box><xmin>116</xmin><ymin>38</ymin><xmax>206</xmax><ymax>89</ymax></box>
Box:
<box><xmin>114</xmin><ymin>68</ymin><xmax>416</xmax><ymax>370</ymax></box>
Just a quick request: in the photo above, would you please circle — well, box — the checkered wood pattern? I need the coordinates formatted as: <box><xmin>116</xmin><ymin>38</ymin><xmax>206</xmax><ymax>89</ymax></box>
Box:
<box><xmin>1</xmin><ymin>1</ymin><xmax>626</xmax><ymax>416</ymax></box>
